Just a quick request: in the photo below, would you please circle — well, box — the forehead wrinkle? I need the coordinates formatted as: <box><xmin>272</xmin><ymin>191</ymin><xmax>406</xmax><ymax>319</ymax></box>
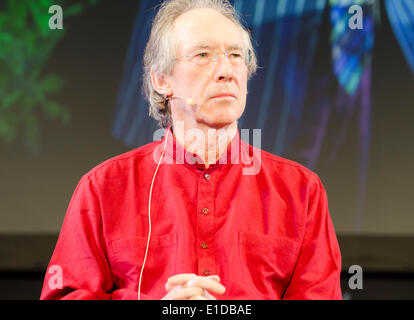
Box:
<box><xmin>171</xmin><ymin>9</ymin><xmax>250</xmax><ymax>63</ymax></box>
<box><xmin>189</xmin><ymin>42</ymin><xmax>244</xmax><ymax>51</ymax></box>
<box><xmin>192</xmin><ymin>43</ymin><xmax>212</xmax><ymax>50</ymax></box>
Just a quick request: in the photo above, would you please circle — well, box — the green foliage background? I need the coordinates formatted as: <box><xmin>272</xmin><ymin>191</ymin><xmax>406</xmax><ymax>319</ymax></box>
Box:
<box><xmin>0</xmin><ymin>0</ymin><xmax>99</xmax><ymax>152</ymax></box>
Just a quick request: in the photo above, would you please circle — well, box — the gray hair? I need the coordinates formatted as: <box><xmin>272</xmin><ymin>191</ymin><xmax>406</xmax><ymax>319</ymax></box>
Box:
<box><xmin>143</xmin><ymin>0</ymin><xmax>257</xmax><ymax>128</ymax></box>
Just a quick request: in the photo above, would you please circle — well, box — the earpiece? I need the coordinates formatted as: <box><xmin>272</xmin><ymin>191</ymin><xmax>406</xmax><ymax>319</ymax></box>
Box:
<box><xmin>187</xmin><ymin>98</ymin><xmax>196</xmax><ymax>107</ymax></box>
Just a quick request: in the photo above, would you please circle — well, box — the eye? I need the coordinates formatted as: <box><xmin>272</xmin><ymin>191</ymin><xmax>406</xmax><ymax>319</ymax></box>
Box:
<box><xmin>230</xmin><ymin>52</ymin><xmax>242</xmax><ymax>59</ymax></box>
<box><xmin>196</xmin><ymin>52</ymin><xmax>210</xmax><ymax>58</ymax></box>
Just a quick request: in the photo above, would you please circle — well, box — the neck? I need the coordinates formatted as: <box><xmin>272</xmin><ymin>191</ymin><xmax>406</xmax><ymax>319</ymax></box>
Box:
<box><xmin>172</xmin><ymin>121</ymin><xmax>238</xmax><ymax>168</ymax></box>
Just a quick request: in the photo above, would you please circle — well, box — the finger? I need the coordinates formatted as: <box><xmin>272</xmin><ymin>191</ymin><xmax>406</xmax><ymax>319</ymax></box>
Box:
<box><xmin>206</xmin><ymin>275</ymin><xmax>221</xmax><ymax>283</ymax></box>
<box><xmin>167</xmin><ymin>274</ymin><xmax>220</xmax><ymax>285</ymax></box>
<box><xmin>185</xmin><ymin>277</ymin><xmax>225</xmax><ymax>294</ymax></box>
<box><xmin>204</xmin><ymin>290</ymin><xmax>218</xmax><ymax>300</ymax></box>
<box><xmin>167</xmin><ymin>273</ymin><xmax>198</xmax><ymax>286</ymax></box>
<box><xmin>161</xmin><ymin>285</ymin><xmax>183</xmax><ymax>300</ymax></box>
<box><xmin>189</xmin><ymin>295</ymin><xmax>208</xmax><ymax>300</ymax></box>
<box><xmin>185</xmin><ymin>277</ymin><xmax>226</xmax><ymax>295</ymax></box>
<box><xmin>166</xmin><ymin>275</ymin><xmax>220</xmax><ymax>292</ymax></box>
<box><xmin>165</xmin><ymin>282</ymin><xmax>175</xmax><ymax>292</ymax></box>
<box><xmin>172</xmin><ymin>287</ymin><xmax>204</xmax><ymax>300</ymax></box>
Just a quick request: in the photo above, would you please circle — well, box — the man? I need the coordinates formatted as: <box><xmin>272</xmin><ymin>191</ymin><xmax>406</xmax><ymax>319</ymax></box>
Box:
<box><xmin>40</xmin><ymin>0</ymin><xmax>342</xmax><ymax>300</ymax></box>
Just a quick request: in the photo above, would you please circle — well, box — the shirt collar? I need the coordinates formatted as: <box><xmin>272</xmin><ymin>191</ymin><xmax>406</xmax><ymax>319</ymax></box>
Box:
<box><xmin>162</xmin><ymin>125</ymin><xmax>241</xmax><ymax>170</ymax></box>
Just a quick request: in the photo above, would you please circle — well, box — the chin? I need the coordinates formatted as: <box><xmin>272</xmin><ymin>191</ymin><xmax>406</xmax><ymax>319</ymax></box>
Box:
<box><xmin>201</xmin><ymin>109</ymin><xmax>242</xmax><ymax>128</ymax></box>
<box><xmin>196</xmin><ymin>100</ymin><xmax>244</xmax><ymax>127</ymax></box>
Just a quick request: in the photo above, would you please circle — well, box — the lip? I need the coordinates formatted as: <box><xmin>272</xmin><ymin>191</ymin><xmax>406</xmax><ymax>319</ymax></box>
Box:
<box><xmin>211</xmin><ymin>93</ymin><xmax>236</xmax><ymax>99</ymax></box>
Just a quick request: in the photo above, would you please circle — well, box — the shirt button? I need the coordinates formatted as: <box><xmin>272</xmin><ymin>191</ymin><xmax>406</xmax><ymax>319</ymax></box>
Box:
<box><xmin>202</xmin><ymin>208</ymin><xmax>209</xmax><ymax>215</ymax></box>
<box><xmin>203</xmin><ymin>270</ymin><xmax>211</xmax><ymax>276</ymax></box>
<box><xmin>201</xmin><ymin>242</ymin><xmax>208</xmax><ymax>249</ymax></box>
<box><xmin>204</xmin><ymin>173</ymin><xmax>211</xmax><ymax>180</ymax></box>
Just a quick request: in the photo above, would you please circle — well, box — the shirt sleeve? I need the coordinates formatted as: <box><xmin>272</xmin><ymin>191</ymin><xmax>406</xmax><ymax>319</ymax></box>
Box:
<box><xmin>282</xmin><ymin>174</ymin><xmax>342</xmax><ymax>300</ymax></box>
<box><xmin>40</xmin><ymin>174</ymin><xmax>114</xmax><ymax>300</ymax></box>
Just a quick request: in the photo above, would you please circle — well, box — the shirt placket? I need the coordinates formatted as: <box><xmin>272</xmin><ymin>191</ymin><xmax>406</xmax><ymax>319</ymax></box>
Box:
<box><xmin>196</xmin><ymin>169</ymin><xmax>217</xmax><ymax>277</ymax></box>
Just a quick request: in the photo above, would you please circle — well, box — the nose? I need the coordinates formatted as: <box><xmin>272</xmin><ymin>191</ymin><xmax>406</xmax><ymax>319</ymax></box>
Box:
<box><xmin>213</xmin><ymin>53</ymin><xmax>234</xmax><ymax>82</ymax></box>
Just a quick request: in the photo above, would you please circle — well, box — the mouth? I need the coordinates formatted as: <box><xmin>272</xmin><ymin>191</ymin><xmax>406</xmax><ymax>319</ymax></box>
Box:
<box><xmin>211</xmin><ymin>93</ymin><xmax>237</xmax><ymax>99</ymax></box>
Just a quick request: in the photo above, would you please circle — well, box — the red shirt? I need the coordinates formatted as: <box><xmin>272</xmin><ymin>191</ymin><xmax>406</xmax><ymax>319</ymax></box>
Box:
<box><xmin>40</xmin><ymin>126</ymin><xmax>342</xmax><ymax>300</ymax></box>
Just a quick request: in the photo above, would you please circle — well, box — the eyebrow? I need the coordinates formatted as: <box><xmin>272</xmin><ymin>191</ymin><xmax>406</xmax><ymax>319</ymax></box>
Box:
<box><xmin>189</xmin><ymin>43</ymin><xmax>244</xmax><ymax>51</ymax></box>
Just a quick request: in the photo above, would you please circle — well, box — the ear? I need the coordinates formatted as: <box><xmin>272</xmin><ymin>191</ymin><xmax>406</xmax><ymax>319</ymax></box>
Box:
<box><xmin>150</xmin><ymin>66</ymin><xmax>172</xmax><ymax>97</ymax></box>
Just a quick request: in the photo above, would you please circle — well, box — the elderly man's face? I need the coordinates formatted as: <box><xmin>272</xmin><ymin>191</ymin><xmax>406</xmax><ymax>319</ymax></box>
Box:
<box><xmin>168</xmin><ymin>8</ymin><xmax>249</xmax><ymax>128</ymax></box>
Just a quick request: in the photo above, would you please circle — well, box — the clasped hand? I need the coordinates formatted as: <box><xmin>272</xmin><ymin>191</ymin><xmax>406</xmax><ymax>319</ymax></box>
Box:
<box><xmin>161</xmin><ymin>273</ymin><xmax>226</xmax><ymax>300</ymax></box>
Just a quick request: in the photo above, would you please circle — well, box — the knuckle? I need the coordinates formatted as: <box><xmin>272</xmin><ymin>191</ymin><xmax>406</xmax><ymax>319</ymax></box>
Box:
<box><xmin>191</xmin><ymin>287</ymin><xmax>203</xmax><ymax>295</ymax></box>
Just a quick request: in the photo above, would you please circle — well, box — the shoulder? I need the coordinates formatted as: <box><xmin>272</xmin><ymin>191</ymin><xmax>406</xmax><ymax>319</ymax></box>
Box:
<box><xmin>242</xmin><ymin>139</ymin><xmax>319</xmax><ymax>184</ymax></box>
<box><xmin>264</xmin><ymin>150</ymin><xmax>316</xmax><ymax>177</ymax></box>
<box><xmin>246</xmin><ymin>145</ymin><xmax>327</xmax><ymax>205</ymax></box>
<box><xmin>81</xmin><ymin>139</ymin><xmax>162</xmax><ymax>182</ymax></box>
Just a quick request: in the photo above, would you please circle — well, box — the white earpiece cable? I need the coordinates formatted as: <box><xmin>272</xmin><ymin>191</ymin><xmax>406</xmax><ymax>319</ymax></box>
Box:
<box><xmin>138</xmin><ymin>127</ymin><xmax>170</xmax><ymax>300</ymax></box>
